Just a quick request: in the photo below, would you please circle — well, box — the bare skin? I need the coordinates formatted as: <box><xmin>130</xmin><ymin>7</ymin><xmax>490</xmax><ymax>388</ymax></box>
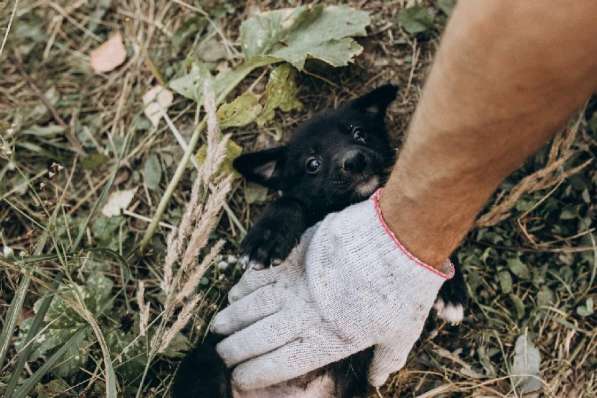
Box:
<box><xmin>381</xmin><ymin>0</ymin><xmax>597</xmax><ymax>267</ymax></box>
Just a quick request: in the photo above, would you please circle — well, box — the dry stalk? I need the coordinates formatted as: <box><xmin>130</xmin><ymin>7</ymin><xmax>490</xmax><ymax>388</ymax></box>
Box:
<box><xmin>200</xmin><ymin>79</ymin><xmax>229</xmax><ymax>184</ymax></box>
<box><xmin>158</xmin><ymin>294</ymin><xmax>201</xmax><ymax>353</ymax></box>
<box><xmin>180</xmin><ymin>178</ymin><xmax>231</xmax><ymax>273</ymax></box>
<box><xmin>176</xmin><ymin>239</ymin><xmax>225</xmax><ymax>304</ymax></box>
<box><xmin>136</xmin><ymin>281</ymin><xmax>150</xmax><ymax>337</ymax></box>
<box><xmin>160</xmin><ymin>229</ymin><xmax>177</xmax><ymax>296</ymax></box>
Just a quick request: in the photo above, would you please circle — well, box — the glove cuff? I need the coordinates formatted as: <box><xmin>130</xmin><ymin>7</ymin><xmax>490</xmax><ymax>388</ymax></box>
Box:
<box><xmin>371</xmin><ymin>189</ymin><xmax>454</xmax><ymax>280</ymax></box>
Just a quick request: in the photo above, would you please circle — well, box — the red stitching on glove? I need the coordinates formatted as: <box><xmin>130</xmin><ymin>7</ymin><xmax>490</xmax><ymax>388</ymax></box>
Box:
<box><xmin>371</xmin><ymin>189</ymin><xmax>455</xmax><ymax>279</ymax></box>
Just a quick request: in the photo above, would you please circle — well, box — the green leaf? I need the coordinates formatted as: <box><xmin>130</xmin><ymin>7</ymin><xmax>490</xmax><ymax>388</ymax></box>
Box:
<box><xmin>172</xmin><ymin>16</ymin><xmax>207</xmax><ymax>50</ymax></box>
<box><xmin>509</xmin><ymin>294</ymin><xmax>526</xmax><ymax>319</ymax></box>
<box><xmin>588</xmin><ymin>112</ymin><xmax>597</xmax><ymax>133</ymax></box>
<box><xmin>13</xmin><ymin>329</ymin><xmax>88</xmax><ymax>398</ymax></box>
<box><xmin>511</xmin><ymin>334</ymin><xmax>542</xmax><ymax>394</ymax></box>
<box><xmin>437</xmin><ymin>0</ymin><xmax>456</xmax><ymax>16</ymax></box>
<box><xmin>169</xmin><ymin>57</ymin><xmax>276</xmax><ymax>103</ymax></box>
<box><xmin>196</xmin><ymin>137</ymin><xmax>242</xmax><ymax>178</ymax></box>
<box><xmin>498</xmin><ymin>270</ymin><xmax>513</xmax><ymax>294</ymax></box>
<box><xmin>398</xmin><ymin>5</ymin><xmax>435</xmax><ymax>35</ymax></box>
<box><xmin>536</xmin><ymin>286</ymin><xmax>554</xmax><ymax>307</ymax></box>
<box><xmin>161</xmin><ymin>333</ymin><xmax>191</xmax><ymax>358</ymax></box>
<box><xmin>507</xmin><ymin>258</ymin><xmax>531</xmax><ymax>279</ymax></box>
<box><xmin>217</xmin><ymin>91</ymin><xmax>263</xmax><ymax>128</ymax></box>
<box><xmin>240</xmin><ymin>5</ymin><xmax>370</xmax><ymax>70</ymax></box>
<box><xmin>559</xmin><ymin>205</ymin><xmax>577</xmax><ymax>220</ymax></box>
<box><xmin>143</xmin><ymin>154</ymin><xmax>162</xmax><ymax>190</ymax></box>
<box><xmin>81</xmin><ymin>152</ymin><xmax>110</xmax><ymax>170</ymax></box>
<box><xmin>576</xmin><ymin>297</ymin><xmax>594</xmax><ymax>317</ymax></box>
<box><xmin>35</xmin><ymin>378</ymin><xmax>73</xmax><ymax>398</ymax></box>
<box><xmin>257</xmin><ymin>64</ymin><xmax>303</xmax><ymax>126</ymax></box>
<box><xmin>22</xmin><ymin>124</ymin><xmax>66</xmax><ymax>137</ymax></box>
<box><xmin>244</xmin><ymin>182</ymin><xmax>269</xmax><ymax>204</ymax></box>
<box><xmin>52</xmin><ymin>330</ymin><xmax>88</xmax><ymax>378</ymax></box>
<box><xmin>92</xmin><ymin>216</ymin><xmax>124</xmax><ymax>247</ymax></box>
<box><xmin>169</xmin><ymin>62</ymin><xmax>211</xmax><ymax>102</ymax></box>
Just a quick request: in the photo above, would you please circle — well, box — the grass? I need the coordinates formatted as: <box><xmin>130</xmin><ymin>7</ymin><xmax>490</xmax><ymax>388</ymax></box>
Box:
<box><xmin>0</xmin><ymin>1</ymin><xmax>595</xmax><ymax>397</ymax></box>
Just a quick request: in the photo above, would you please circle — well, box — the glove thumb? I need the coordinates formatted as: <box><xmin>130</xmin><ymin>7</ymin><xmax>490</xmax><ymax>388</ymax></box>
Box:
<box><xmin>368</xmin><ymin>342</ymin><xmax>408</xmax><ymax>387</ymax></box>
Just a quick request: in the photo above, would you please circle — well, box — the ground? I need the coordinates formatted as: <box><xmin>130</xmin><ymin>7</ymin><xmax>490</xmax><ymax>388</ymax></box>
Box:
<box><xmin>0</xmin><ymin>1</ymin><xmax>595</xmax><ymax>397</ymax></box>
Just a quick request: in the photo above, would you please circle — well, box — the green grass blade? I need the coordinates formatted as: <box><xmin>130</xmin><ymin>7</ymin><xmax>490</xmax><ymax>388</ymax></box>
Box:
<box><xmin>4</xmin><ymin>275</ymin><xmax>63</xmax><ymax>393</ymax></box>
<box><xmin>0</xmin><ymin>274</ymin><xmax>30</xmax><ymax>371</ymax></box>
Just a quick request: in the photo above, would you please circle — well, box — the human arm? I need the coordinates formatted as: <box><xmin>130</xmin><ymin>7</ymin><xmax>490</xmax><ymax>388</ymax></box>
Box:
<box><xmin>382</xmin><ymin>0</ymin><xmax>597</xmax><ymax>267</ymax></box>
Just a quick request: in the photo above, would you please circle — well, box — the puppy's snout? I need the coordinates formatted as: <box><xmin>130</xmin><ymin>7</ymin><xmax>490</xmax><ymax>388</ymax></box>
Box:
<box><xmin>341</xmin><ymin>150</ymin><xmax>367</xmax><ymax>174</ymax></box>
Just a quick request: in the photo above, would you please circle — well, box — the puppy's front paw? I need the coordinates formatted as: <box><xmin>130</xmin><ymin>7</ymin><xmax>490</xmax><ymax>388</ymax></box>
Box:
<box><xmin>240</xmin><ymin>224</ymin><xmax>298</xmax><ymax>269</ymax></box>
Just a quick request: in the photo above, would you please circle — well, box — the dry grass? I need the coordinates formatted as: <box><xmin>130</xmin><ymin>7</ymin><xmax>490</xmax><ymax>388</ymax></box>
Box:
<box><xmin>0</xmin><ymin>1</ymin><xmax>595</xmax><ymax>397</ymax></box>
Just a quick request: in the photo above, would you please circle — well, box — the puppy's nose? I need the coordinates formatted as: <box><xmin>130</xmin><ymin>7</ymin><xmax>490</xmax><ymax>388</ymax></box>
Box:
<box><xmin>342</xmin><ymin>150</ymin><xmax>367</xmax><ymax>174</ymax></box>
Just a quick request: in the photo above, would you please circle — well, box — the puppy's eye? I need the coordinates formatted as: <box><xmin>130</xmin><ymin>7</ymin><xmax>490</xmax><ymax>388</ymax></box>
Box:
<box><xmin>352</xmin><ymin>127</ymin><xmax>366</xmax><ymax>143</ymax></box>
<box><xmin>305</xmin><ymin>157</ymin><xmax>321</xmax><ymax>174</ymax></box>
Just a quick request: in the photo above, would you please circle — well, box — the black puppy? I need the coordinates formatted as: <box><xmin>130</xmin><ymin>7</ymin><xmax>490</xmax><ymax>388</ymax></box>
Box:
<box><xmin>235</xmin><ymin>84</ymin><xmax>398</xmax><ymax>270</ymax></box>
<box><xmin>172</xmin><ymin>85</ymin><xmax>465</xmax><ymax>398</ymax></box>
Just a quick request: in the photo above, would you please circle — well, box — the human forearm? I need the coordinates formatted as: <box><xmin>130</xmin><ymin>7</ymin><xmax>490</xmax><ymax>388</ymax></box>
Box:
<box><xmin>382</xmin><ymin>0</ymin><xmax>597</xmax><ymax>267</ymax></box>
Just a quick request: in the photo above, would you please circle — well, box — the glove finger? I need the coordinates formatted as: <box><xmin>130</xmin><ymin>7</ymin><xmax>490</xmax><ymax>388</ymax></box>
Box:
<box><xmin>228</xmin><ymin>266</ymin><xmax>284</xmax><ymax>303</ymax></box>
<box><xmin>368</xmin><ymin>340</ymin><xmax>411</xmax><ymax>387</ymax></box>
<box><xmin>215</xmin><ymin>311</ymin><xmax>304</xmax><ymax>367</ymax></box>
<box><xmin>229</xmin><ymin>226</ymin><xmax>317</xmax><ymax>303</ymax></box>
<box><xmin>212</xmin><ymin>285</ymin><xmax>280</xmax><ymax>335</ymax></box>
<box><xmin>231</xmin><ymin>328</ymin><xmax>346</xmax><ymax>391</ymax></box>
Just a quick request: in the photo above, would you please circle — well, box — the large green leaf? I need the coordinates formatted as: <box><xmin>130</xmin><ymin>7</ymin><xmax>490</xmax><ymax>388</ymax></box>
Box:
<box><xmin>240</xmin><ymin>5</ymin><xmax>370</xmax><ymax>70</ymax></box>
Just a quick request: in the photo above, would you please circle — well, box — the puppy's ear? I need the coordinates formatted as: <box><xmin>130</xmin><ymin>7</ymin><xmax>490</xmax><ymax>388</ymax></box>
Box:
<box><xmin>351</xmin><ymin>84</ymin><xmax>398</xmax><ymax>117</ymax></box>
<box><xmin>232</xmin><ymin>146</ymin><xmax>286</xmax><ymax>189</ymax></box>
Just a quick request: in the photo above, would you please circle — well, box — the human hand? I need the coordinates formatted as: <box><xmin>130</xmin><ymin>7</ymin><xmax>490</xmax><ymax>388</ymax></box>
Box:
<box><xmin>211</xmin><ymin>190</ymin><xmax>454</xmax><ymax>390</ymax></box>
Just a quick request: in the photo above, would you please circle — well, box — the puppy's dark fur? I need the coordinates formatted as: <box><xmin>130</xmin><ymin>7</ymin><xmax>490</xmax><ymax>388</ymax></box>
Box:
<box><xmin>172</xmin><ymin>85</ymin><xmax>465</xmax><ymax>398</ymax></box>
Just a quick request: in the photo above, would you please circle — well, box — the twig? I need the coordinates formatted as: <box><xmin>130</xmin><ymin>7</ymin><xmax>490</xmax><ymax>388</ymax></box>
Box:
<box><xmin>122</xmin><ymin>209</ymin><xmax>176</xmax><ymax>230</ymax></box>
<box><xmin>0</xmin><ymin>0</ymin><xmax>19</xmax><ymax>57</ymax></box>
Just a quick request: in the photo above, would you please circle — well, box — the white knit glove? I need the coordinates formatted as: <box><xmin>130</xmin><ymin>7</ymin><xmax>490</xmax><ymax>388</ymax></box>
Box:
<box><xmin>212</xmin><ymin>190</ymin><xmax>454</xmax><ymax>390</ymax></box>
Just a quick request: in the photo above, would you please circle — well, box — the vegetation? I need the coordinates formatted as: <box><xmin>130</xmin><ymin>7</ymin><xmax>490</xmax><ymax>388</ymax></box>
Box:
<box><xmin>1</xmin><ymin>1</ymin><xmax>594</xmax><ymax>396</ymax></box>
